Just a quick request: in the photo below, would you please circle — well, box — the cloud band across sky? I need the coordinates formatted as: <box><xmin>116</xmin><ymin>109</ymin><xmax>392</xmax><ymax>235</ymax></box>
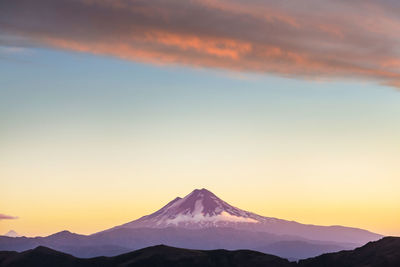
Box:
<box><xmin>0</xmin><ymin>214</ymin><xmax>18</xmax><ymax>220</ymax></box>
<box><xmin>1</xmin><ymin>0</ymin><xmax>400</xmax><ymax>87</ymax></box>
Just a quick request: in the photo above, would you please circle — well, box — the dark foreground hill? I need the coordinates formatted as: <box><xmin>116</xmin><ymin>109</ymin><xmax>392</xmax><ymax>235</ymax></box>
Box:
<box><xmin>0</xmin><ymin>245</ymin><xmax>293</xmax><ymax>267</ymax></box>
<box><xmin>0</xmin><ymin>237</ymin><xmax>399</xmax><ymax>267</ymax></box>
<box><xmin>298</xmin><ymin>236</ymin><xmax>400</xmax><ymax>267</ymax></box>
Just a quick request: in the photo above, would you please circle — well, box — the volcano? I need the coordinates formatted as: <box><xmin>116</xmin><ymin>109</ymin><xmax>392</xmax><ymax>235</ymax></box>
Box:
<box><xmin>117</xmin><ymin>188</ymin><xmax>268</xmax><ymax>229</ymax></box>
<box><xmin>112</xmin><ymin>188</ymin><xmax>381</xmax><ymax>245</ymax></box>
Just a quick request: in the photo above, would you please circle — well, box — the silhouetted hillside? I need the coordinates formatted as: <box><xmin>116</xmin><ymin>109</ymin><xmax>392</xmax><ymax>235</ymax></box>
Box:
<box><xmin>298</xmin><ymin>236</ymin><xmax>400</xmax><ymax>267</ymax></box>
<box><xmin>0</xmin><ymin>245</ymin><xmax>293</xmax><ymax>267</ymax></box>
<box><xmin>0</xmin><ymin>237</ymin><xmax>399</xmax><ymax>267</ymax></box>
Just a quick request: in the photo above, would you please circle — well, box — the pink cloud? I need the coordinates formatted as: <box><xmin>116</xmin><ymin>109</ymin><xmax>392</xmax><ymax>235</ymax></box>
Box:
<box><xmin>1</xmin><ymin>0</ymin><xmax>400</xmax><ymax>87</ymax></box>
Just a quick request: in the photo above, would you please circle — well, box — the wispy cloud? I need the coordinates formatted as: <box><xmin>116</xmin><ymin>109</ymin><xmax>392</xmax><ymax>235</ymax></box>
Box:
<box><xmin>1</xmin><ymin>0</ymin><xmax>400</xmax><ymax>87</ymax></box>
<box><xmin>0</xmin><ymin>214</ymin><xmax>18</xmax><ymax>220</ymax></box>
<box><xmin>0</xmin><ymin>46</ymin><xmax>26</xmax><ymax>54</ymax></box>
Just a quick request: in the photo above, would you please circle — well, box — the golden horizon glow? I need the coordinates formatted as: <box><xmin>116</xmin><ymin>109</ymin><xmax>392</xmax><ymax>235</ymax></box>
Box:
<box><xmin>1</xmin><ymin>127</ymin><xmax>399</xmax><ymax>237</ymax></box>
<box><xmin>1</xmin><ymin>186</ymin><xmax>399</xmax><ymax>237</ymax></box>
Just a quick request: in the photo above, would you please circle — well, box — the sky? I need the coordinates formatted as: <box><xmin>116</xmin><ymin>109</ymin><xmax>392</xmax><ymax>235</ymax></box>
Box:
<box><xmin>1</xmin><ymin>0</ymin><xmax>400</xmax><ymax>237</ymax></box>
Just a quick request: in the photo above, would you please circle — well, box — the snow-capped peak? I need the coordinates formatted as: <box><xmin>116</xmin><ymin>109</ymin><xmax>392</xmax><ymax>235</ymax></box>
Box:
<box><xmin>3</xmin><ymin>230</ymin><xmax>20</xmax><ymax>237</ymax></box>
<box><xmin>102</xmin><ymin>188</ymin><xmax>382</xmax><ymax>246</ymax></box>
<box><xmin>119</xmin><ymin>188</ymin><xmax>269</xmax><ymax>229</ymax></box>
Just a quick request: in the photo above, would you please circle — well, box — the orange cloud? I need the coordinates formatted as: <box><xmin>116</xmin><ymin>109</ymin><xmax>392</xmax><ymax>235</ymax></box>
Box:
<box><xmin>1</xmin><ymin>0</ymin><xmax>400</xmax><ymax>87</ymax></box>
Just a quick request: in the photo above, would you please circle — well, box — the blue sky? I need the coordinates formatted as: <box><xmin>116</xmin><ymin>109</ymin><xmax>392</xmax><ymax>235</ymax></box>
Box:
<box><xmin>1</xmin><ymin>46</ymin><xmax>400</xmax><ymax>236</ymax></box>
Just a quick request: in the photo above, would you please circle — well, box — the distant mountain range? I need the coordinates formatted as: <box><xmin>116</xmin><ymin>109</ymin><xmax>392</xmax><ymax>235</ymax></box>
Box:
<box><xmin>0</xmin><ymin>189</ymin><xmax>382</xmax><ymax>260</ymax></box>
<box><xmin>2</xmin><ymin>232</ymin><xmax>19</xmax><ymax>238</ymax></box>
<box><xmin>1</xmin><ymin>237</ymin><xmax>399</xmax><ymax>267</ymax></box>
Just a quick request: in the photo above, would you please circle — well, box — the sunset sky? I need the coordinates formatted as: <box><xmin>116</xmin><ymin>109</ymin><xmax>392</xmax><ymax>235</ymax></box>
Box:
<box><xmin>1</xmin><ymin>0</ymin><xmax>399</xmax><ymax>237</ymax></box>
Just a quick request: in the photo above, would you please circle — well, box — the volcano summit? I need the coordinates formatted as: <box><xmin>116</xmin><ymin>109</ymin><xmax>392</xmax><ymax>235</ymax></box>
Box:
<box><xmin>117</xmin><ymin>188</ymin><xmax>265</xmax><ymax>229</ymax></box>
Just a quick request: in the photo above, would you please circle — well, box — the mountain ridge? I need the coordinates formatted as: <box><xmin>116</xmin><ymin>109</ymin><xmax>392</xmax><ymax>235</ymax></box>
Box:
<box><xmin>1</xmin><ymin>232</ymin><xmax>20</xmax><ymax>238</ymax></box>
<box><xmin>0</xmin><ymin>188</ymin><xmax>383</xmax><ymax>259</ymax></box>
<box><xmin>0</xmin><ymin>237</ymin><xmax>399</xmax><ymax>267</ymax></box>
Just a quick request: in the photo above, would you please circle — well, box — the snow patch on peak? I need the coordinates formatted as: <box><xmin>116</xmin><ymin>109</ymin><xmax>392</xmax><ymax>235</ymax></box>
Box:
<box><xmin>165</xmin><ymin>209</ymin><xmax>258</xmax><ymax>225</ymax></box>
<box><xmin>219</xmin><ymin>211</ymin><xmax>258</xmax><ymax>223</ymax></box>
<box><xmin>193</xmin><ymin>199</ymin><xmax>204</xmax><ymax>215</ymax></box>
